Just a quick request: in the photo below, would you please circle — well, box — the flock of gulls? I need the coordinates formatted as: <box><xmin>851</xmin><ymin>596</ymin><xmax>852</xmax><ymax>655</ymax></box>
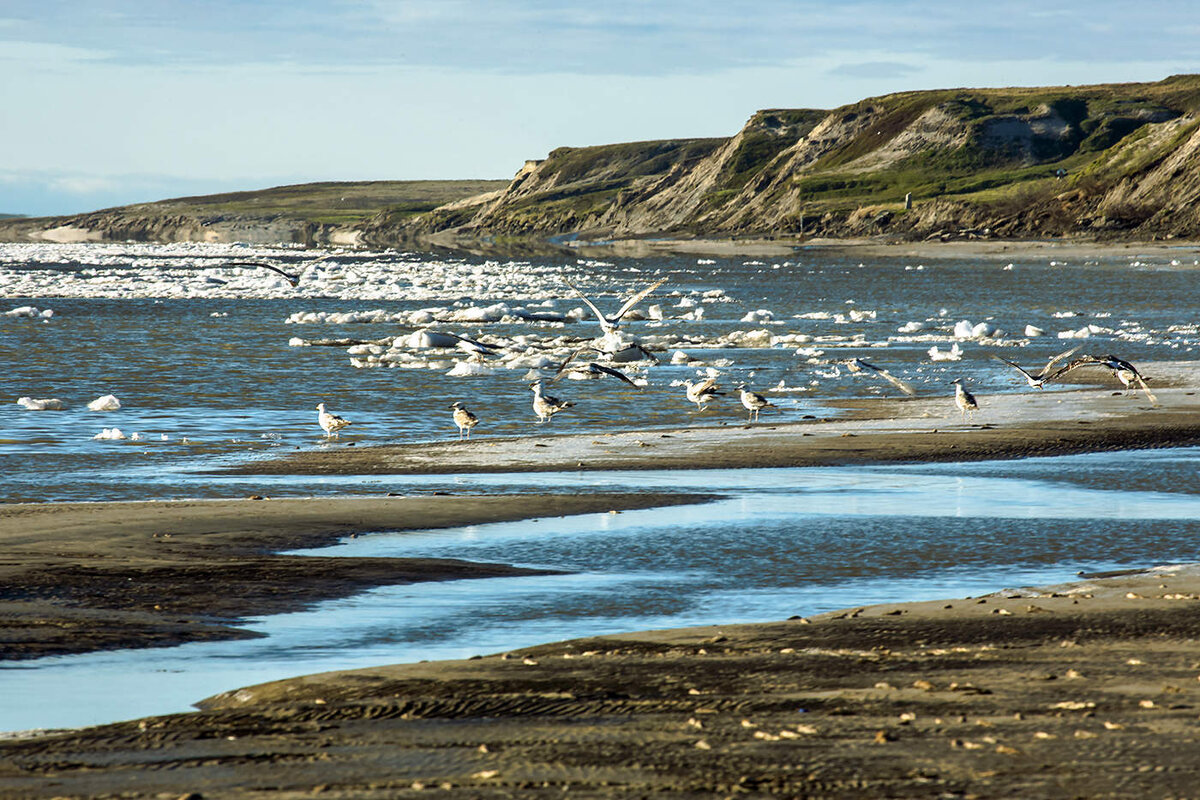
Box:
<box><xmin>288</xmin><ymin>267</ymin><xmax>1158</xmax><ymax>441</ymax></box>
<box><xmin>6</xmin><ymin>252</ymin><xmax>1162</xmax><ymax>444</ymax></box>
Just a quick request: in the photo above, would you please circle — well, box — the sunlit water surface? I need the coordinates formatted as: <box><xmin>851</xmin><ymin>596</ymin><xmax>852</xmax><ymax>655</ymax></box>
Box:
<box><xmin>1</xmin><ymin>245</ymin><xmax>1199</xmax><ymax>733</ymax></box>
<box><xmin>3</xmin><ymin>449</ymin><xmax>1200</xmax><ymax>732</ymax></box>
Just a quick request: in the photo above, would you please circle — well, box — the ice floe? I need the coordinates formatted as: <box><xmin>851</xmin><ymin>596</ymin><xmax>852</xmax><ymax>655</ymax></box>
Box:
<box><xmin>87</xmin><ymin>394</ymin><xmax>121</xmax><ymax>411</ymax></box>
<box><xmin>17</xmin><ymin>396</ymin><xmax>65</xmax><ymax>410</ymax></box>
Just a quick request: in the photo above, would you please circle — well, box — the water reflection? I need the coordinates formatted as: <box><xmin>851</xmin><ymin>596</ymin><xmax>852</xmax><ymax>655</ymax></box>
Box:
<box><xmin>4</xmin><ymin>451</ymin><xmax>1199</xmax><ymax>732</ymax></box>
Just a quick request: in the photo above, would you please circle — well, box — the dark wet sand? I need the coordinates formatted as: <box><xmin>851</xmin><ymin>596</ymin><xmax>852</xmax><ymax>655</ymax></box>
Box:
<box><xmin>0</xmin><ymin>493</ymin><xmax>710</xmax><ymax>660</ymax></box>
<box><xmin>5</xmin><ymin>568</ymin><xmax>1200</xmax><ymax>798</ymax></box>
<box><xmin>3</xmin><ymin>362</ymin><xmax>1200</xmax><ymax>797</ymax></box>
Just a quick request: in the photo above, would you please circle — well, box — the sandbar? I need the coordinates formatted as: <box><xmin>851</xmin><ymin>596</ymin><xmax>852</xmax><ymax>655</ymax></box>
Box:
<box><xmin>0</xmin><ymin>492</ymin><xmax>710</xmax><ymax>661</ymax></box>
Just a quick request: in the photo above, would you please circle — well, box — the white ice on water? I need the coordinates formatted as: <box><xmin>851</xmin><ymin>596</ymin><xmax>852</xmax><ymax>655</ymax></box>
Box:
<box><xmin>87</xmin><ymin>394</ymin><xmax>121</xmax><ymax>411</ymax></box>
<box><xmin>17</xmin><ymin>397</ymin><xmax>65</xmax><ymax>410</ymax></box>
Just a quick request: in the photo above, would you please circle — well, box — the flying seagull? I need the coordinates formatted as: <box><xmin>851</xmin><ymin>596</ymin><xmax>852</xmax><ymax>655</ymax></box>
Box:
<box><xmin>951</xmin><ymin>378</ymin><xmax>978</xmax><ymax>420</ymax></box>
<box><xmin>530</xmin><ymin>381</ymin><xmax>575</xmax><ymax>423</ymax></box>
<box><xmin>450</xmin><ymin>401</ymin><xmax>479</xmax><ymax>440</ymax></box>
<box><xmin>550</xmin><ymin>347</ymin><xmax>642</xmax><ymax>388</ymax></box>
<box><xmin>316</xmin><ymin>402</ymin><xmax>352</xmax><ymax>438</ymax></box>
<box><xmin>562</xmin><ymin>277</ymin><xmax>667</xmax><ymax>334</ymax></box>
<box><xmin>840</xmin><ymin>358</ymin><xmax>917</xmax><ymax>396</ymax></box>
<box><xmin>990</xmin><ymin>345</ymin><xmax>1081</xmax><ymax>389</ymax></box>
<box><xmin>1048</xmin><ymin>353</ymin><xmax>1157</xmax><ymax>404</ymax></box>
<box><xmin>225</xmin><ymin>260</ymin><xmax>302</xmax><ymax>287</ymax></box>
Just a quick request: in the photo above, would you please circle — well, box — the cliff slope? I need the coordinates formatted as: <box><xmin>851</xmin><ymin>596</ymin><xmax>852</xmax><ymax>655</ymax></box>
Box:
<box><xmin>385</xmin><ymin>74</ymin><xmax>1200</xmax><ymax>246</ymax></box>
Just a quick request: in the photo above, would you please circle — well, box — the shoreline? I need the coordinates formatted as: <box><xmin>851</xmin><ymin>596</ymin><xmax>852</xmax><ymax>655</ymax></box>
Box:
<box><xmin>555</xmin><ymin>234</ymin><xmax>1200</xmax><ymax>261</ymax></box>
<box><xmin>225</xmin><ymin>362</ymin><xmax>1200</xmax><ymax>476</ymax></box>
<box><xmin>0</xmin><ymin>492</ymin><xmax>712</xmax><ymax>661</ymax></box>
<box><xmin>5</xmin><ymin>564</ymin><xmax>1200</xmax><ymax>796</ymax></box>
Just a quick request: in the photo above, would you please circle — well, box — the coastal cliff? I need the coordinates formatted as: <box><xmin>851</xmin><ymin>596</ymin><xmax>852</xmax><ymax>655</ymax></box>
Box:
<box><xmin>5</xmin><ymin>76</ymin><xmax>1200</xmax><ymax>251</ymax></box>
<box><xmin>389</xmin><ymin>74</ymin><xmax>1200</xmax><ymax>247</ymax></box>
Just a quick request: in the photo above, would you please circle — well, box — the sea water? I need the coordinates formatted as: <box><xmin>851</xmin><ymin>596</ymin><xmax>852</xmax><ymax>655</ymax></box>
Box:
<box><xmin>1</xmin><ymin>244</ymin><xmax>1199</xmax><ymax>732</ymax></box>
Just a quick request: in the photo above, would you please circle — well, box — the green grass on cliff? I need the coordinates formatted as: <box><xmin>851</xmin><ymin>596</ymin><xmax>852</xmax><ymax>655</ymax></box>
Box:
<box><xmin>131</xmin><ymin>180</ymin><xmax>510</xmax><ymax>225</ymax></box>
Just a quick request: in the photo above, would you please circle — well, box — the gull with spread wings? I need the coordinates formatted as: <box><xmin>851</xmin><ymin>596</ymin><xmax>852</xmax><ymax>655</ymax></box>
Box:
<box><xmin>840</xmin><ymin>358</ymin><xmax>917</xmax><ymax>397</ymax></box>
<box><xmin>562</xmin><ymin>277</ymin><xmax>666</xmax><ymax>335</ymax></box>
<box><xmin>550</xmin><ymin>347</ymin><xmax>642</xmax><ymax>388</ymax></box>
<box><xmin>990</xmin><ymin>346</ymin><xmax>1081</xmax><ymax>389</ymax></box>
<box><xmin>1047</xmin><ymin>353</ymin><xmax>1157</xmax><ymax>404</ymax></box>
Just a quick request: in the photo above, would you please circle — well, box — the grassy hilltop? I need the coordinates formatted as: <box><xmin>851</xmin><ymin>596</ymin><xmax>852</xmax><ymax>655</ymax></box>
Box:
<box><xmin>5</xmin><ymin>76</ymin><xmax>1200</xmax><ymax>249</ymax></box>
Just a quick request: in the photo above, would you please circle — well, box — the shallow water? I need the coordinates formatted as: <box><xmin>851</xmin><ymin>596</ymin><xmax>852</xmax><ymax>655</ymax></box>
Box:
<box><xmin>4</xmin><ymin>449</ymin><xmax>1200</xmax><ymax>732</ymax></box>
<box><xmin>2</xmin><ymin>243</ymin><xmax>1198</xmax><ymax>502</ymax></box>
<box><xmin>2</xmin><ymin>244</ymin><xmax>1199</xmax><ymax>733</ymax></box>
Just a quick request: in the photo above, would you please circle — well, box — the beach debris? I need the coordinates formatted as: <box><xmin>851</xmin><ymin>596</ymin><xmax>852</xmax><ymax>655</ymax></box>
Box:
<box><xmin>5</xmin><ymin>305</ymin><xmax>54</xmax><ymax>319</ymax></box>
<box><xmin>928</xmin><ymin>343</ymin><xmax>963</xmax><ymax>361</ymax></box>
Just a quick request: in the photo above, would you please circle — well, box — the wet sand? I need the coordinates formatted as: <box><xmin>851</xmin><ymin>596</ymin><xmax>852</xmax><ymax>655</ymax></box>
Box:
<box><xmin>3</xmin><ymin>362</ymin><xmax>1200</xmax><ymax>797</ymax></box>
<box><xmin>0</xmin><ymin>493</ymin><xmax>709</xmax><ymax>661</ymax></box>
<box><xmin>229</xmin><ymin>361</ymin><xmax>1200</xmax><ymax>476</ymax></box>
<box><xmin>5</xmin><ymin>567</ymin><xmax>1200</xmax><ymax>797</ymax></box>
<box><xmin>568</xmin><ymin>234</ymin><xmax>1200</xmax><ymax>261</ymax></box>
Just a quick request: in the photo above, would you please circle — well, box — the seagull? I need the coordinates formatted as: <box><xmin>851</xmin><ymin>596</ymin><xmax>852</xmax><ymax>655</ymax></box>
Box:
<box><xmin>990</xmin><ymin>346</ymin><xmax>1081</xmax><ymax>388</ymax></box>
<box><xmin>684</xmin><ymin>377</ymin><xmax>724</xmax><ymax>410</ymax></box>
<box><xmin>840</xmin><ymin>358</ymin><xmax>917</xmax><ymax>396</ymax></box>
<box><xmin>450</xmin><ymin>401</ymin><xmax>479</xmax><ymax>440</ymax></box>
<box><xmin>530</xmin><ymin>381</ymin><xmax>575</xmax><ymax>423</ymax></box>
<box><xmin>550</xmin><ymin>347</ymin><xmax>642</xmax><ymax>388</ymax></box>
<box><xmin>562</xmin><ymin>277</ymin><xmax>666</xmax><ymax>334</ymax></box>
<box><xmin>1049</xmin><ymin>353</ymin><xmax>1157</xmax><ymax>403</ymax></box>
<box><xmin>738</xmin><ymin>384</ymin><xmax>774</xmax><ymax>422</ymax></box>
<box><xmin>316</xmin><ymin>402</ymin><xmax>352</xmax><ymax>439</ymax></box>
<box><xmin>226</xmin><ymin>260</ymin><xmax>302</xmax><ymax>287</ymax></box>
<box><xmin>951</xmin><ymin>378</ymin><xmax>978</xmax><ymax>420</ymax></box>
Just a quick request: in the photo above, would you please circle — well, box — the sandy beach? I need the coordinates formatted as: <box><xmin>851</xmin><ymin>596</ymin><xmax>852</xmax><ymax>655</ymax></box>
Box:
<box><xmin>2</xmin><ymin>361</ymin><xmax>1199</xmax><ymax>797</ymax></box>
<box><xmin>4</xmin><ymin>565</ymin><xmax>1200</xmax><ymax>797</ymax></box>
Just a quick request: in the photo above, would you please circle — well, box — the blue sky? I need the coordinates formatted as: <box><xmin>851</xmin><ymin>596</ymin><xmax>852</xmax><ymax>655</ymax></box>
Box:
<box><xmin>2</xmin><ymin>1</ymin><xmax>1197</xmax><ymax>216</ymax></box>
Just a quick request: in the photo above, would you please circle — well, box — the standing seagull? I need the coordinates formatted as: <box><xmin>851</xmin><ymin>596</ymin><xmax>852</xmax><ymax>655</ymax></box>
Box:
<box><xmin>562</xmin><ymin>277</ymin><xmax>666</xmax><ymax>334</ymax></box>
<box><xmin>990</xmin><ymin>346</ymin><xmax>1081</xmax><ymax>389</ymax></box>
<box><xmin>951</xmin><ymin>379</ymin><xmax>978</xmax><ymax>420</ymax></box>
<box><xmin>685</xmin><ymin>377</ymin><xmax>724</xmax><ymax>411</ymax></box>
<box><xmin>530</xmin><ymin>381</ymin><xmax>575</xmax><ymax>423</ymax></box>
<box><xmin>450</xmin><ymin>401</ymin><xmax>479</xmax><ymax>440</ymax></box>
<box><xmin>316</xmin><ymin>402</ymin><xmax>352</xmax><ymax>439</ymax></box>
<box><xmin>739</xmin><ymin>384</ymin><xmax>774</xmax><ymax>422</ymax></box>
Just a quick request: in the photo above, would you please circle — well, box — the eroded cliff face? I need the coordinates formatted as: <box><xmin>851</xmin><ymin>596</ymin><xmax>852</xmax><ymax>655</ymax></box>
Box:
<box><xmin>5</xmin><ymin>78</ymin><xmax>1200</xmax><ymax>251</ymax></box>
<box><xmin>395</xmin><ymin>76</ymin><xmax>1200</xmax><ymax>245</ymax></box>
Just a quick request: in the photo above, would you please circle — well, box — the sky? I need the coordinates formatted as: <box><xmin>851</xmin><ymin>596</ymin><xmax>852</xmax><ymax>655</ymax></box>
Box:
<box><xmin>2</xmin><ymin>1</ymin><xmax>1198</xmax><ymax>216</ymax></box>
